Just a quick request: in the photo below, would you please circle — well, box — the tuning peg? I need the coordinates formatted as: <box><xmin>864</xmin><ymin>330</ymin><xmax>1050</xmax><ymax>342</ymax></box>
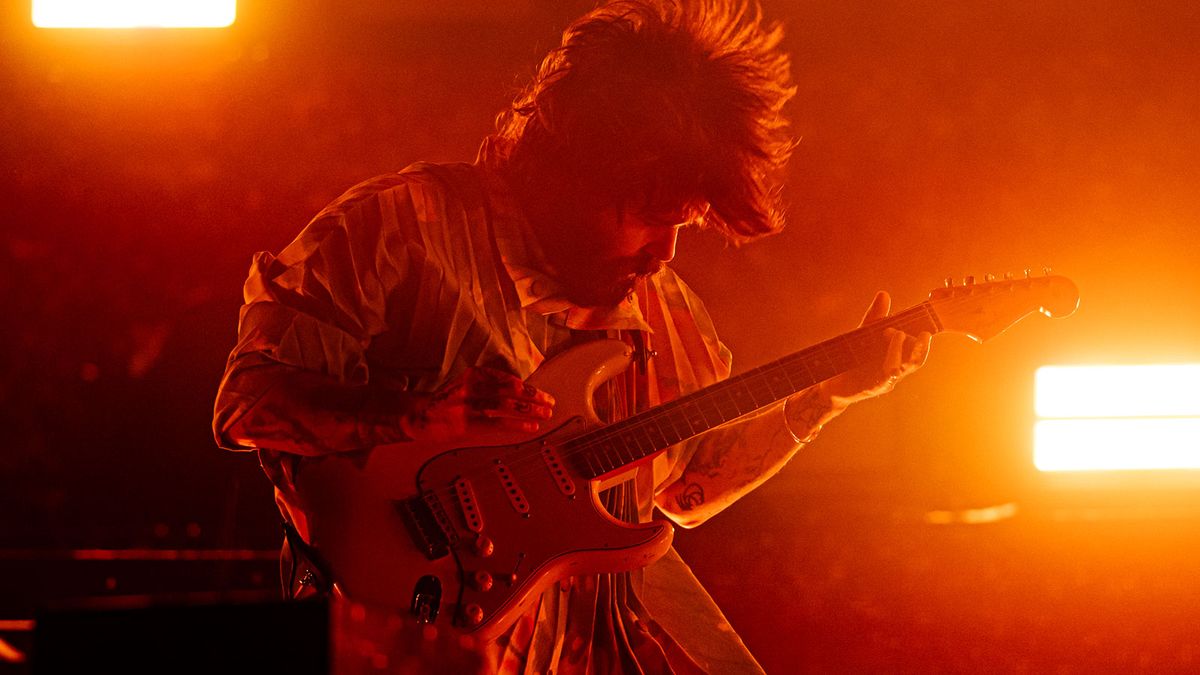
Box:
<box><xmin>1024</xmin><ymin>268</ymin><xmax>1032</xmax><ymax>279</ymax></box>
<box><xmin>944</xmin><ymin>276</ymin><xmax>954</xmax><ymax>288</ymax></box>
<box><xmin>984</xmin><ymin>273</ymin><xmax>996</xmax><ymax>282</ymax></box>
<box><xmin>965</xmin><ymin>275</ymin><xmax>976</xmax><ymax>285</ymax></box>
<box><xmin>1004</xmin><ymin>271</ymin><xmax>1014</xmax><ymax>280</ymax></box>
<box><xmin>1043</xmin><ymin>266</ymin><xmax>1053</xmax><ymax>276</ymax></box>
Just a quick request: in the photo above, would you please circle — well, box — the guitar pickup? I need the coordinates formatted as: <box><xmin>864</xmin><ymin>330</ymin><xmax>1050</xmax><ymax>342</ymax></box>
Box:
<box><xmin>454</xmin><ymin>478</ymin><xmax>485</xmax><ymax>533</ymax></box>
<box><xmin>395</xmin><ymin>495</ymin><xmax>454</xmax><ymax>561</ymax></box>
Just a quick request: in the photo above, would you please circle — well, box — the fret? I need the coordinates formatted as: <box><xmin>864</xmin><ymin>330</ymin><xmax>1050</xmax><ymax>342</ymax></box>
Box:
<box><xmin>753</xmin><ymin>378</ymin><xmax>774</xmax><ymax>406</ymax></box>
<box><xmin>716</xmin><ymin>385</ymin><xmax>741</xmax><ymax>418</ymax></box>
<box><xmin>843</xmin><ymin>333</ymin><xmax>871</xmax><ymax>367</ymax></box>
<box><xmin>608</xmin><ymin>448</ymin><xmax>626</xmax><ymax>473</ymax></box>
<box><xmin>682</xmin><ymin>402</ymin><xmax>707</xmax><ymax>434</ymax></box>
<box><xmin>797</xmin><ymin>353</ymin><xmax>820</xmax><ymax>386</ymax></box>
<box><xmin>891</xmin><ymin>305</ymin><xmax>934</xmax><ymax>336</ymax></box>
<box><xmin>606</xmin><ymin>432</ymin><xmax>629</xmax><ymax>464</ymax></box>
<box><xmin>777</xmin><ymin>360</ymin><xmax>804</xmax><ymax>393</ymax></box>
<box><xmin>612</xmin><ymin>435</ymin><xmax>636</xmax><ymax>465</ymax></box>
<box><xmin>630</xmin><ymin>430</ymin><xmax>649</xmax><ymax>460</ymax></box>
<box><xmin>816</xmin><ymin>346</ymin><xmax>839</xmax><ymax>381</ymax></box>
<box><xmin>620</xmin><ymin>425</ymin><xmax>643</xmax><ymax>458</ymax></box>
<box><xmin>594</xmin><ymin>450</ymin><xmax>614</xmax><ymax>475</ymax></box>
<box><xmin>746</xmin><ymin>375</ymin><xmax>775</xmax><ymax>406</ymax></box>
<box><xmin>608</xmin><ymin>447</ymin><xmax>626</xmax><ymax>470</ymax></box>
<box><xmin>728</xmin><ymin>382</ymin><xmax>757</xmax><ymax>414</ymax></box>
<box><xmin>676</xmin><ymin>405</ymin><xmax>700</xmax><ymax>437</ymax></box>
<box><xmin>644</xmin><ymin>419</ymin><xmax>672</xmax><ymax>449</ymax></box>
<box><xmin>697</xmin><ymin>396</ymin><xmax>724</xmax><ymax>427</ymax></box>
<box><xmin>660</xmin><ymin>413</ymin><xmax>686</xmax><ymax>445</ymax></box>
<box><xmin>631</xmin><ymin>425</ymin><xmax>656</xmax><ymax>456</ymax></box>
<box><xmin>759</xmin><ymin>366</ymin><xmax>786</xmax><ymax>399</ymax></box>
<box><xmin>787</xmin><ymin>350</ymin><xmax>823</xmax><ymax>384</ymax></box>
<box><xmin>815</xmin><ymin>344</ymin><xmax>838</xmax><ymax>375</ymax></box>
<box><xmin>829</xmin><ymin>338</ymin><xmax>858</xmax><ymax>371</ymax></box>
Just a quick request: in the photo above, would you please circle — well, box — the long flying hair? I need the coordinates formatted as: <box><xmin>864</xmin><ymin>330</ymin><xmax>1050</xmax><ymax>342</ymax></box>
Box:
<box><xmin>485</xmin><ymin>0</ymin><xmax>796</xmax><ymax>242</ymax></box>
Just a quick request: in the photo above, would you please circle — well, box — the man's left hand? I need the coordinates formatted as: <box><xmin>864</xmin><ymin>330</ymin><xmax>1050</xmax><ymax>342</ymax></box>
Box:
<box><xmin>819</xmin><ymin>291</ymin><xmax>931</xmax><ymax>409</ymax></box>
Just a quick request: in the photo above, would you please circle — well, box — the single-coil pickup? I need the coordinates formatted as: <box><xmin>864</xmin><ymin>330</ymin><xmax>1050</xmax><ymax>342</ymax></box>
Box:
<box><xmin>424</xmin><ymin>492</ymin><xmax>459</xmax><ymax>547</ymax></box>
<box><xmin>493</xmin><ymin>461</ymin><xmax>530</xmax><ymax>515</ymax></box>
<box><xmin>454</xmin><ymin>478</ymin><xmax>484</xmax><ymax>533</ymax></box>
<box><xmin>540</xmin><ymin>444</ymin><xmax>576</xmax><ymax>496</ymax></box>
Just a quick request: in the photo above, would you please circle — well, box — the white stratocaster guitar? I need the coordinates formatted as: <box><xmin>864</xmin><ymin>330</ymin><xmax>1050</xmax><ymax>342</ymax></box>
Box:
<box><xmin>294</xmin><ymin>273</ymin><xmax>1079</xmax><ymax>641</ymax></box>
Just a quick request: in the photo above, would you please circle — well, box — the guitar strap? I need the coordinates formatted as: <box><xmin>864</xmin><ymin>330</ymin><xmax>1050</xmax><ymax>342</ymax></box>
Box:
<box><xmin>629</xmin><ymin>328</ymin><xmax>655</xmax><ymax>375</ymax></box>
<box><xmin>281</xmin><ymin>519</ymin><xmax>332</xmax><ymax>600</ymax></box>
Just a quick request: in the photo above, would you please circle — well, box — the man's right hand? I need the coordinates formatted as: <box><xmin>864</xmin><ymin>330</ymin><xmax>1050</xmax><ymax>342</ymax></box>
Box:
<box><xmin>400</xmin><ymin>366</ymin><xmax>555</xmax><ymax>442</ymax></box>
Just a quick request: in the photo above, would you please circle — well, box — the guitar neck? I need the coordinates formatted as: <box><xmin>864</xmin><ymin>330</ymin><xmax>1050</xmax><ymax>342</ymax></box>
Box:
<box><xmin>568</xmin><ymin>302</ymin><xmax>942</xmax><ymax>479</ymax></box>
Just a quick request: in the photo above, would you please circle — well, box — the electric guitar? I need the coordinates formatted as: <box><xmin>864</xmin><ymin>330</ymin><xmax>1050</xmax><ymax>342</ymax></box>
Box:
<box><xmin>294</xmin><ymin>273</ymin><xmax>1079</xmax><ymax>641</ymax></box>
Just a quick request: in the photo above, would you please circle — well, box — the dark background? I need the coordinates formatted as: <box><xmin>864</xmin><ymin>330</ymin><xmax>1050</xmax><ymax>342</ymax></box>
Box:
<box><xmin>3</xmin><ymin>0</ymin><xmax>1199</xmax><ymax>671</ymax></box>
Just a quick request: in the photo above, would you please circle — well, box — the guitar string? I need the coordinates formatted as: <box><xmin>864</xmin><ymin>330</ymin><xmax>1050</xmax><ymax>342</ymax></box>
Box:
<box><xmin>553</xmin><ymin>277</ymin><xmax>1061</xmax><ymax>475</ymax></box>
<box><xmin>416</xmin><ymin>280</ymin><xmax>1055</xmax><ymax>506</ymax></box>
<box><xmin>535</xmin><ymin>303</ymin><xmax>936</xmax><ymax>470</ymax></box>
<box><xmin>412</xmin><ymin>305</ymin><xmax>933</xmax><ymax>512</ymax></box>
<box><xmin>416</xmin><ymin>294</ymin><xmax>957</xmax><ymax>504</ymax></box>
<box><xmin>417</xmin><ymin>290</ymin><xmax>986</xmax><ymax>505</ymax></box>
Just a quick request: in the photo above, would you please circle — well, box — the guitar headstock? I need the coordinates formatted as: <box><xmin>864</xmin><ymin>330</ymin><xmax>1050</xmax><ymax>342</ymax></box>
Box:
<box><xmin>928</xmin><ymin>271</ymin><xmax>1079</xmax><ymax>343</ymax></box>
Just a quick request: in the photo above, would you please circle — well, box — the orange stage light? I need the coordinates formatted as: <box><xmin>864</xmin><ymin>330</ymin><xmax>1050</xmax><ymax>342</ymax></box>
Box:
<box><xmin>1034</xmin><ymin>365</ymin><xmax>1200</xmax><ymax>472</ymax></box>
<box><xmin>32</xmin><ymin>0</ymin><xmax>235</xmax><ymax>28</ymax></box>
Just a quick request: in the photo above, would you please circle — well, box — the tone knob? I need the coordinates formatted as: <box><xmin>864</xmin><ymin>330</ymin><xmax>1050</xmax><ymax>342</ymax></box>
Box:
<box><xmin>463</xmin><ymin>603</ymin><xmax>485</xmax><ymax>627</ymax></box>
<box><xmin>471</xmin><ymin>570</ymin><xmax>494</xmax><ymax>592</ymax></box>
<box><xmin>473</xmin><ymin>534</ymin><xmax>495</xmax><ymax>558</ymax></box>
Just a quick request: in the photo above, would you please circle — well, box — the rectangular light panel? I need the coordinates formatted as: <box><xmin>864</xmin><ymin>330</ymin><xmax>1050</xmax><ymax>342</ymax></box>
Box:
<box><xmin>1035</xmin><ymin>364</ymin><xmax>1200</xmax><ymax>472</ymax></box>
<box><xmin>33</xmin><ymin>0</ymin><xmax>236</xmax><ymax>28</ymax></box>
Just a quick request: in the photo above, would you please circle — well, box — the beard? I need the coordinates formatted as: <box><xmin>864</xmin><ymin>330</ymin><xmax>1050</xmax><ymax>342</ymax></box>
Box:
<box><xmin>559</xmin><ymin>254</ymin><xmax>663</xmax><ymax>307</ymax></box>
<box><xmin>514</xmin><ymin>183</ymin><xmax>666</xmax><ymax>307</ymax></box>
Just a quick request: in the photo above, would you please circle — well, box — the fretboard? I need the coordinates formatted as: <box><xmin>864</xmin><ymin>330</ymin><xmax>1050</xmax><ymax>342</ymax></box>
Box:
<box><xmin>567</xmin><ymin>301</ymin><xmax>942</xmax><ymax>479</ymax></box>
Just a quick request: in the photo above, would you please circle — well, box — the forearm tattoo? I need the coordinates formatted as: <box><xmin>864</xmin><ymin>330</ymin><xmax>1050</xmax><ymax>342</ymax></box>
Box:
<box><xmin>672</xmin><ymin>413</ymin><xmax>800</xmax><ymax>512</ymax></box>
<box><xmin>783</xmin><ymin>386</ymin><xmax>833</xmax><ymax>444</ymax></box>
<box><xmin>674</xmin><ymin>483</ymin><xmax>705</xmax><ymax>512</ymax></box>
<box><xmin>662</xmin><ymin>389</ymin><xmax>839</xmax><ymax>518</ymax></box>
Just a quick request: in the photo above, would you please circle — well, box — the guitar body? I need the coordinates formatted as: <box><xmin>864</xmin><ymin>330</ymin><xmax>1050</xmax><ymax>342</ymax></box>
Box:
<box><xmin>294</xmin><ymin>339</ymin><xmax>673</xmax><ymax>641</ymax></box>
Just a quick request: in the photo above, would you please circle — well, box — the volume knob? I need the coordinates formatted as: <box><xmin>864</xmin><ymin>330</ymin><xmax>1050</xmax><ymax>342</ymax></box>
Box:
<box><xmin>463</xmin><ymin>603</ymin><xmax>485</xmax><ymax>627</ymax></box>
<box><xmin>470</xmin><ymin>570</ymin><xmax>494</xmax><ymax>592</ymax></box>
<box><xmin>473</xmin><ymin>534</ymin><xmax>495</xmax><ymax>558</ymax></box>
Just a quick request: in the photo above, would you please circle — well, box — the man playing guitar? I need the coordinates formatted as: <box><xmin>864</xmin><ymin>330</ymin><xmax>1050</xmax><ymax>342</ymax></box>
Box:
<box><xmin>214</xmin><ymin>1</ymin><xmax>930</xmax><ymax>671</ymax></box>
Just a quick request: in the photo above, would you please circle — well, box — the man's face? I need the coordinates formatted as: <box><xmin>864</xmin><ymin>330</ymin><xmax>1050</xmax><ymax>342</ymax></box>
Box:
<box><xmin>543</xmin><ymin>205</ymin><xmax>688</xmax><ymax>307</ymax></box>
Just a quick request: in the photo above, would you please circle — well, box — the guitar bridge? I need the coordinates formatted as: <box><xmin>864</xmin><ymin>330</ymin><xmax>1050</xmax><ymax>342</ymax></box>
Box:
<box><xmin>395</xmin><ymin>494</ymin><xmax>456</xmax><ymax>561</ymax></box>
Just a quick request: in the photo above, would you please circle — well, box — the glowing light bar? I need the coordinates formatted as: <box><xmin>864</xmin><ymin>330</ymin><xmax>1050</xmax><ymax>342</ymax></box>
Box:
<box><xmin>33</xmin><ymin>0</ymin><xmax>236</xmax><ymax>28</ymax></box>
<box><xmin>1035</xmin><ymin>364</ymin><xmax>1200</xmax><ymax>472</ymax></box>
<box><xmin>1036</xmin><ymin>364</ymin><xmax>1200</xmax><ymax>418</ymax></box>
<box><xmin>1035</xmin><ymin>418</ymin><xmax>1200</xmax><ymax>471</ymax></box>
